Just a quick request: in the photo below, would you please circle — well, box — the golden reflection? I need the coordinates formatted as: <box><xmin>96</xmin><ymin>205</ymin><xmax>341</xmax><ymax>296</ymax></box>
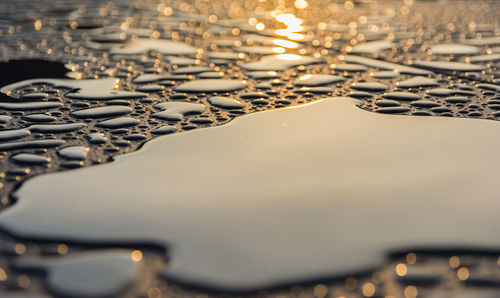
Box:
<box><xmin>275</xmin><ymin>53</ymin><xmax>302</xmax><ymax>60</ymax></box>
<box><xmin>345</xmin><ymin>276</ymin><xmax>358</xmax><ymax>290</ymax></box>
<box><xmin>57</xmin><ymin>244</ymin><xmax>69</xmax><ymax>255</ymax></box>
<box><xmin>34</xmin><ymin>20</ymin><xmax>42</xmax><ymax>31</ymax></box>
<box><xmin>404</xmin><ymin>285</ymin><xmax>417</xmax><ymax>298</ymax></box>
<box><xmin>113</xmin><ymin>79</ymin><xmax>120</xmax><ymax>90</ymax></box>
<box><xmin>272</xmin><ymin>39</ymin><xmax>298</xmax><ymax>49</ymax></box>
<box><xmin>457</xmin><ymin>267</ymin><xmax>469</xmax><ymax>280</ymax></box>
<box><xmin>17</xmin><ymin>275</ymin><xmax>30</xmax><ymax>289</ymax></box>
<box><xmin>313</xmin><ymin>283</ymin><xmax>327</xmax><ymax>298</ymax></box>
<box><xmin>361</xmin><ymin>282</ymin><xmax>376</xmax><ymax>297</ymax></box>
<box><xmin>272</xmin><ymin>47</ymin><xmax>286</xmax><ymax>53</ymax></box>
<box><xmin>294</xmin><ymin>0</ymin><xmax>308</xmax><ymax>9</ymax></box>
<box><xmin>131</xmin><ymin>249</ymin><xmax>143</xmax><ymax>262</ymax></box>
<box><xmin>0</xmin><ymin>267</ymin><xmax>7</xmax><ymax>281</ymax></box>
<box><xmin>298</xmin><ymin>74</ymin><xmax>313</xmax><ymax>81</ymax></box>
<box><xmin>449</xmin><ymin>256</ymin><xmax>460</xmax><ymax>268</ymax></box>
<box><xmin>147</xmin><ymin>287</ymin><xmax>161</xmax><ymax>298</ymax></box>
<box><xmin>274</xmin><ymin>13</ymin><xmax>304</xmax><ymax>40</ymax></box>
<box><xmin>15</xmin><ymin>243</ymin><xmax>26</xmax><ymax>255</ymax></box>
<box><xmin>395</xmin><ymin>263</ymin><xmax>407</xmax><ymax>276</ymax></box>
<box><xmin>406</xmin><ymin>252</ymin><xmax>417</xmax><ymax>264</ymax></box>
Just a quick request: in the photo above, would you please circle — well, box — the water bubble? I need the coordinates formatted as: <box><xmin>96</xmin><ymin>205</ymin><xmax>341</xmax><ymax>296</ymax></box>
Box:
<box><xmin>0</xmin><ymin>102</ymin><xmax>62</xmax><ymax>111</ymax></box>
<box><xmin>344</xmin><ymin>55</ymin><xmax>432</xmax><ymax>75</ymax></box>
<box><xmin>242</xmin><ymin>54</ymin><xmax>320</xmax><ymax>71</ymax></box>
<box><xmin>11</xmin><ymin>153</ymin><xmax>50</xmax><ymax>165</ymax></box>
<box><xmin>0</xmin><ymin>129</ymin><xmax>31</xmax><ymax>141</ymax></box>
<box><xmin>411</xmin><ymin>60</ymin><xmax>485</xmax><ymax>72</ymax></box>
<box><xmin>351</xmin><ymin>82</ymin><xmax>389</xmax><ymax>92</ymax></box>
<box><xmin>293</xmin><ymin>74</ymin><xmax>345</xmax><ymax>87</ymax></box>
<box><xmin>22</xmin><ymin>114</ymin><xmax>57</xmax><ymax>123</ymax></box>
<box><xmin>376</xmin><ymin>106</ymin><xmax>411</xmax><ymax>114</ymax></box>
<box><xmin>71</xmin><ymin>106</ymin><xmax>132</xmax><ymax>119</ymax></box>
<box><xmin>152</xmin><ymin>102</ymin><xmax>206</xmax><ymax>121</ymax></box>
<box><xmin>330</xmin><ymin>63</ymin><xmax>368</xmax><ymax>72</ymax></box>
<box><xmin>0</xmin><ymin>139</ymin><xmax>65</xmax><ymax>151</ymax></box>
<box><xmin>382</xmin><ymin>92</ymin><xmax>420</xmax><ymax>101</ymax></box>
<box><xmin>1</xmin><ymin>78</ymin><xmax>146</xmax><ymax>101</ymax></box>
<box><xmin>151</xmin><ymin>126</ymin><xmax>178</xmax><ymax>135</ymax></box>
<box><xmin>351</xmin><ymin>40</ymin><xmax>398</xmax><ymax>54</ymax></box>
<box><xmin>58</xmin><ymin>146</ymin><xmax>89</xmax><ymax>161</ymax></box>
<box><xmin>86</xmin><ymin>133</ymin><xmax>107</xmax><ymax>144</ymax></box>
<box><xmin>29</xmin><ymin>123</ymin><xmax>86</xmax><ymax>133</ymax></box>
<box><xmin>97</xmin><ymin>117</ymin><xmax>140</xmax><ymax>129</ymax></box>
<box><xmin>110</xmin><ymin>39</ymin><xmax>197</xmax><ymax>56</ymax></box>
<box><xmin>208</xmin><ymin>97</ymin><xmax>245</xmax><ymax>110</ymax></box>
<box><xmin>396</xmin><ymin>76</ymin><xmax>439</xmax><ymax>89</ymax></box>
<box><xmin>175</xmin><ymin>79</ymin><xmax>246</xmax><ymax>93</ymax></box>
<box><xmin>429</xmin><ymin>44</ymin><xmax>480</xmax><ymax>55</ymax></box>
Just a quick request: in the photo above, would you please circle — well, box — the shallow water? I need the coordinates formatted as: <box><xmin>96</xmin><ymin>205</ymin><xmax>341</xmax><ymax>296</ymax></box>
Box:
<box><xmin>0</xmin><ymin>0</ymin><xmax>499</xmax><ymax>296</ymax></box>
<box><xmin>4</xmin><ymin>97</ymin><xmax>500</xmax><ymax>291</ymax></box>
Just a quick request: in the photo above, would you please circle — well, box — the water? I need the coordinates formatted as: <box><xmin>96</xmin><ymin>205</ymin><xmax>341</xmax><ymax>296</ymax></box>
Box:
<box><xmin>429</xmin><ymin>44</ymin><xmax>480</xmax><ymax>55</ymax></box>
<box><xmin>14</xmin><ymin>250</ymin><xmax>140</xmax><ymax>297</ymax></box>
<box><xmin>71</xmin><ymin>106</ymin><xmax>132</xmax><ymax>118</ymax></box>
<box><xmin>0</xmin><ymin>0</ymin><xmax>499</xmax><ymax>296</ymax></box>
<box><xmin>351</xmin><ymin>40</ymin><xmax>399</xmax><ymax>54</ymax></box>
<box><xmin>467</xmin><ymin>53</ymin><xmax>500</xmax><ymax>62</ymax></box>
<box><xmin>58</xmin><ymin>146</ymin><xmax>89</xmax><ymax>160</ymax></box>
<box><xmin>174</xmin><ymin>79</ymin><xmax>247</xmax><ymax>93</ymax></box>
<box><xmin>343</xmin><ymin>55</ymin><xmax>432</xmax><ymax>75</ymax></box>
<box><xmin>4</xmin><ymin>97</ymin><xmax>500</xmax><ymax>291</ymax></box>
<box><xmin>0</xmin><ymin>139</ymin><xmax>65</xmax><ymax>151</ymax></box>
<box><xmin>350</xmin><ymin>82</ymin><xmax>388</xmax><ymax>92</ymax></box>
<box><xmin>2</xmin><ymin>78</ymin><xmax>147</xmax><ymax>101</ymax></box>
<box><xmin>411</xmin><ymin>60</ymin><xmax>486</xmax><ymax>72</ymax></box>
<box><xmin>96</xmin><ymin>117</ymin><xmax>140</xmax><ymax>128</ymax></box>
<box><xmin>241</xmin><ymin>54</ymin><xmax>320</xmax><ymax>71</ymax></box>
<box><xmin>11</xmin><ymin>153</ymin><xmax>50</xmax><ymax>165</ymax></box>
<box><xmin>382</xmin><ymin>92</ymin><xmax>421</xmax><ymax>101</ymax></box>
<box><xmin>207</xmin><ymin>96</ymin><xmax>245</xmax><ymax>110</ymax></box>
<box><xmin>0</xmin><ymin>102</ymin><xmax>63</xmax><ymax>111</ymax></box>
<box><xmin>293</xmin><ymin>74</ymin><xmax>345</xmax><ymax>86</ymax></box>
<box><xmin>152</xmin><ymin>102</ymin><xmax>206</xmax><ymax>121</ymax></box>
<box><xmin>109</xmin><ymin>38</ymin><xmax>198</xmax><ymax>55</ymax></box>
<box><xmin>396</xmin><ymin>76</ymin><xmax>439</xmax><ymax>88</ymax></box>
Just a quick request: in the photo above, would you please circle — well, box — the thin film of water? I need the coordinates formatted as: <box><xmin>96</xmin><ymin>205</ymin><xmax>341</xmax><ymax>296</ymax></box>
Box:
<box><xmin>0</xmin><ymin>0</ymin><xmax>498</xmax><ymax>297</ymax></box>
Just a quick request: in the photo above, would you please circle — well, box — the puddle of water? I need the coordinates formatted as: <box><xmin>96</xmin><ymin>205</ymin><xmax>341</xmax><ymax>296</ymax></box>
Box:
<box><xmin>3</xmin><ymin>97</ymin><xmax>500</xmax><ymax>290</ymax></box>
<box><xmin>14</xmin><ymin>250</ymin><xmax>140</xmax><ymax>297</ymax></box>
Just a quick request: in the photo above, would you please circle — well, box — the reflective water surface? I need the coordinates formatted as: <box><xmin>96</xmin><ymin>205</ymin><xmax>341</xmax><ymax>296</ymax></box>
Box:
<box><xmin>3</xmin><ymin>97</ymin><xmax>500</xmax><ymax>292</ymax></box>
<box><xmin>0</xmin><ymin>0</ymin><xmax>499</xmax><ymax>296</ymax></box>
